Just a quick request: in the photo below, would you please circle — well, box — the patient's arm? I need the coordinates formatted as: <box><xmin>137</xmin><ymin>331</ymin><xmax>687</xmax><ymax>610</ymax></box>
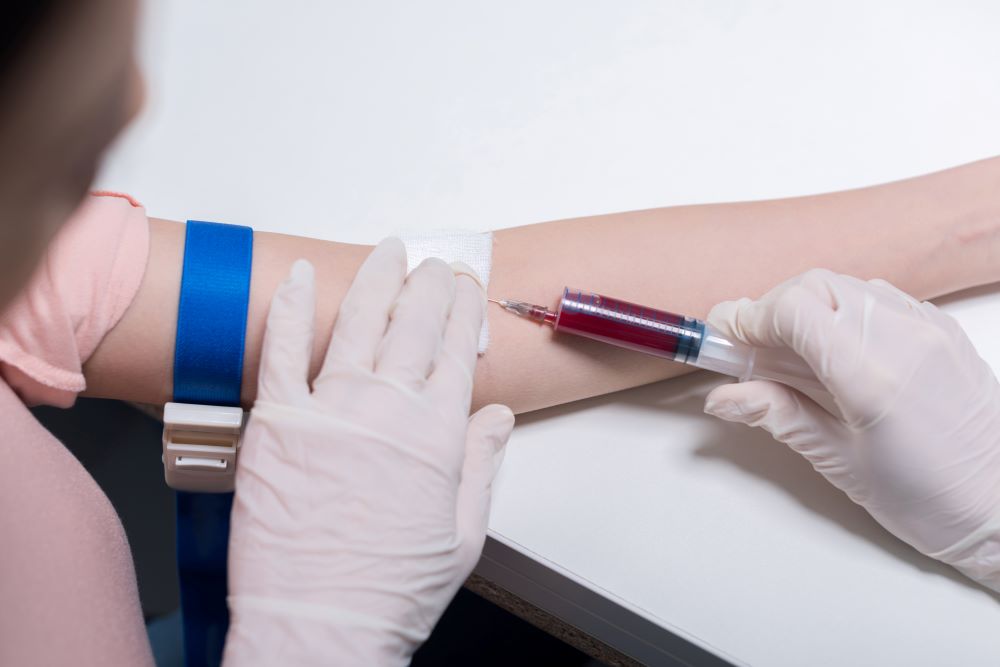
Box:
<box><xmin>83</xmin><ymin>157</ymin><xmax>1000</xmax><ymax>414</ymax></box>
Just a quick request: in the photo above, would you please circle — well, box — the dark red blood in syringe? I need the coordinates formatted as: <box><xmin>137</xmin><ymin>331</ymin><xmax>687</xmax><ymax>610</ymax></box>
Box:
<box><xmin>553</xmin><ymin>288</ymin><xmax>703</xmax><ymax>363</ymax></box>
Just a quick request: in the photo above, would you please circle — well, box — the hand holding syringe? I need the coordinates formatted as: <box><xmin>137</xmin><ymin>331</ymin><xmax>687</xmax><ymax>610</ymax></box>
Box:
<box><xmin>492</xmin><ymin>287</ymin><xmax>825</xmax><ymax>393</ymax></box>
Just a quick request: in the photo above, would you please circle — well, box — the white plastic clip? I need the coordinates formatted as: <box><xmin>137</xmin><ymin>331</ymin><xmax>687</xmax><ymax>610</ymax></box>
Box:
<box><xmin>162</xmin><ymin>401</ymin><xmax>245</xmax><ymax>492</ymax></box>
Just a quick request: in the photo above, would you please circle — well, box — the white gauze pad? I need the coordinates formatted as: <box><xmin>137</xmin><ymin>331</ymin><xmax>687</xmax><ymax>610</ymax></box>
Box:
<box><xmin>398</xmin><ymin>231</ymin><xmax>493</xmax><ymax>354</ymax></box>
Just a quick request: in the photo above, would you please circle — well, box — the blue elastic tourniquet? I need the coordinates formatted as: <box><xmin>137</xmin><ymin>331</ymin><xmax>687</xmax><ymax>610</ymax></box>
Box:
<box><xmin>174</xmin><ymin>220</ymin><xmax>253</xmax><ymax>667</ymax></box>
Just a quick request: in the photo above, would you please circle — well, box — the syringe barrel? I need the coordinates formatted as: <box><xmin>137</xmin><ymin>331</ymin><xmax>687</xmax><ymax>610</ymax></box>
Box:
<box><xmin>694</xmin><ymin>325</ymin><xmax>824</xmax><ymax>392</ymax></box>
<box><xmin>554</xmin><ymin>288</ymin><xmax>705</xmax><ymax>362</ymax></box>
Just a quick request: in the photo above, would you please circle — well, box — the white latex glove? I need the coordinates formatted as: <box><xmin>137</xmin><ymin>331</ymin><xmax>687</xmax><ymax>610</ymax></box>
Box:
<box><xmin>222</xmin><ymin>238</ymin><xmax>515</xmax><ymax>666</ymax></box>
<box><xmin>703</xmin><ymin>269</ymin><xmax>1000</xmax><ymax>592</ymax></box>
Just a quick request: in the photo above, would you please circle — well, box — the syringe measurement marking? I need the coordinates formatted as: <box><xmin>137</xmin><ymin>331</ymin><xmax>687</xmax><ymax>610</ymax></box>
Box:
<box><xmin>566</xmin><ymin>301</ymin><xmax>699</xmax><ymax>341</ymax></box>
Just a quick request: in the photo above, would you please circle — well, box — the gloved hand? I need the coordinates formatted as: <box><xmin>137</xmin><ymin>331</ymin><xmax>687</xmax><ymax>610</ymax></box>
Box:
<box><xmin>222</xmin><ymin>238</ymin><xmax>515</xmax><ymax>666</ymax></box>
<box><xmin>703</xmin><ymin>269</ymin><xmax>1000</xmax><ymax>592</ymax></box>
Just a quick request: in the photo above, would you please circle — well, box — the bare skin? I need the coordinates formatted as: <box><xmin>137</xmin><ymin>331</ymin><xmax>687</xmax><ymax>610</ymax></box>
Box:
<box><xmin>83</xmin><ymin>156</ymin><xmax>1000</xmax><ymax>414</ymax></box>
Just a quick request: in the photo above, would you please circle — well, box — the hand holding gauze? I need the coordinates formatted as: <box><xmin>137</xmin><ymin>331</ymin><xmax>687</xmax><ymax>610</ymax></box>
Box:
<box><xmin>223</xmin><ymin>239</ymin><xmax>515</xmax><ymax>666</ymax></box>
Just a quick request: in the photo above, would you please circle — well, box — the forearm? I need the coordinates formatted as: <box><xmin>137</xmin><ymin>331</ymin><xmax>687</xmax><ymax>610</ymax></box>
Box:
<box><xmin>480</xmin><ymin>157</ymin><xmax>1000</xmax><ymax>412</ymax></box>
<box><xmin>82</xmin><ymin>157</ymin><xmax>1000</xmax><ymax>413</ymax></box>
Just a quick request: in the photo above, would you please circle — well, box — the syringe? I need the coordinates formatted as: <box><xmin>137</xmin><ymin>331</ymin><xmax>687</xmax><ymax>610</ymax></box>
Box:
<box><xmin>494</xmin><ymin>287</ymin><xmax>824</xmax><ymax>392</ymax></box>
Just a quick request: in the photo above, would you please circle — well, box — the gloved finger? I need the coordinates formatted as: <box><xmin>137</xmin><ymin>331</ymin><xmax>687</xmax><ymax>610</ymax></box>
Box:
<box><xmin>707</xmin><ymin>281</ymin><xmax>836</xmax><ymax>364</ymax></box>
<box><xmin>707</xmin><ymin>270</ymin><xmax>827</xmax><ymax>347</ymax></box>
<box><xmin>705</xmin><ymin>380</ymin><xmax>856</xmax><ymax>489</ymax></box>
<box><xmin>257</xmin><ymin>259</ymin><xmax>316</xmax><ymax>404</ymax></box>
<box><xmin>317</xmin><ymin>238</ymin><xmax>407</xmax><ymax>383</ymax></box>
<box><xmin>866</xmin><ymin>278</ymin><xmax>924</xmax><ymax>313</ymax></box>
<box><xmin>375</xmin><ymin>258</ymin><xmax>456</xmax><ymax>389</ymax></box>
<box><xmin>866</xmin><ymin>277</ymin><xmax>981</xmax><ymax>381</ymax></box>
<box><xmin>454</xmin><ymin>404</ymin><xmax>515</xmax><ymax>566</ymax></box>
<box><xmin>916</xmin><ymin>302</ymin><xmax>988</xmax><ymax>382</ymax></box>
<box><xmin>710</xmin><ymin>269</ymin><xmax>902</xmax><ymax>395</ymax></box>
<box><xmin>793</xmin><ymin>273</ymin><xmax>954</xmax><ymax>412</ymax></box>
<box><xmin>427</xmin><ymin>266</ymin><xmax>486</xmax><ymax>408</ymax></box>
<box><xmin>863</xmin><ymin>278</ymin><xmax>979</xmax><ymax>376</ymax></box>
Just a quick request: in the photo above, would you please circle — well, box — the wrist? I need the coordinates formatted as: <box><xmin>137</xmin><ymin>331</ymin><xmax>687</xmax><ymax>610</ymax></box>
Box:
<box><xmin>925</xmin><ymin>156</ymin><xmax>1000</xmax><ymax>295</ymax></box>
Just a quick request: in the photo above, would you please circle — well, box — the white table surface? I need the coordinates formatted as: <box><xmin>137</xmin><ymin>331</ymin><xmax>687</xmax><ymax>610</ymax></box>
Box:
<box><xmin>100</xmin><ymin>2</ymin><xmax>1000</xmax><ymax>665</ymax></box>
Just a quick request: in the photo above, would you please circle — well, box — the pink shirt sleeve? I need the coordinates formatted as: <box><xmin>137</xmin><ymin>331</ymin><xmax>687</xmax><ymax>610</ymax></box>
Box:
<box><xmin>0</xmin><ymin>191</ymin><xmax>154</xmax><ymax>663</ymax></box>
<box><xmin>0</xmin><ymin>381</ymin><xmax>154</xmax><ymax>666</ymax></box>
<box><xmin>0</xmin><ymin>191</ymin><xmax>149</xmax><ymax>407</ymax></box>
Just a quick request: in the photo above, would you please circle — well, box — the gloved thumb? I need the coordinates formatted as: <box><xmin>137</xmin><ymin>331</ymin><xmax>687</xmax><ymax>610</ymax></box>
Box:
<box><xmin>455</xmin><ymin>404</ymin><xmax>515</xmax><ymax>564</ymax></box>
<box><xmin>706</xmin><ymin>280</ymin><xmax>837</xmax><ymax>378</ymax></box>
<box><xmin>704</xmin><ymin>380</ymin><xmax>852</xmax><ymax>476</ymax></box>
<box><xmin>257</xmin><ymin>259</ymin><xmax>316</xmax><ymax>404</ymax></box>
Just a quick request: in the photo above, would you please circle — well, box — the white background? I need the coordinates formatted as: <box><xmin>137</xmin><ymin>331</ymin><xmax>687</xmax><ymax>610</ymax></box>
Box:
<box><xmin>100</xmin><ymin>2</ymin><xmax>1000</xmax><ymax>665</ymax></box>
